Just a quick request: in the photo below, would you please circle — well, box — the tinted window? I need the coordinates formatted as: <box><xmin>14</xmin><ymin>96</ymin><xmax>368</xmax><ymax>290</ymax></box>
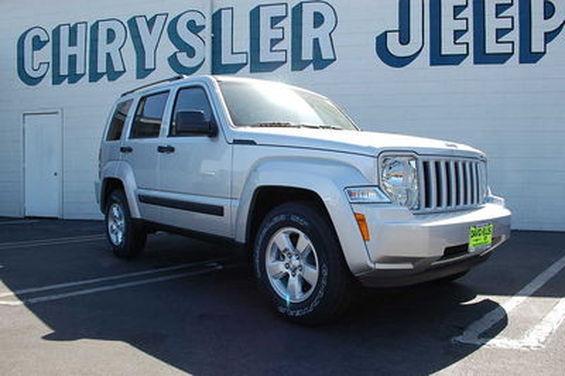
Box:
<box><xmin>170</xmin><ymin>87</ymin><xmax>213</xmax><ymax>137</ymax></box>
<box><xmin>130</xmin><ymin>92</ymin><xmax>169</xmax><ymax>139</ymax></box>
<box><xmin>106</xmin><ymin>100</ymin><xmax>132</xmax><ymax>141</ymax></box>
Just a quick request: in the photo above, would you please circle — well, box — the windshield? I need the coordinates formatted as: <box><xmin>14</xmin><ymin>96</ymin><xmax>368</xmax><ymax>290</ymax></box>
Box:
<box><xmin>218</xmin><ymin>81</ymin><xmax>359</xmax><ymax>131</ymax></box>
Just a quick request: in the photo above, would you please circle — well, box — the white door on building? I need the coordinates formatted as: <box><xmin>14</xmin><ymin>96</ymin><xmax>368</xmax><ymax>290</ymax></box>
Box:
<box><xmin>24</xmin><ymin>112</ymin><xmax>62</xmax><ymax>218</ymax></box>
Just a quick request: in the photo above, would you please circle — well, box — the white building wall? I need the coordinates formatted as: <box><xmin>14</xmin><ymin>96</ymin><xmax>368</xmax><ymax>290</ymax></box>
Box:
<box><xmin>0</xmin><ymin>0</ymin><xmax>563</xmax><ymax>230</ymax></box>
<box><xmin>0</xmin><ymin>0</ymin><xmax>212</xmax><ymax>219</ymax></box>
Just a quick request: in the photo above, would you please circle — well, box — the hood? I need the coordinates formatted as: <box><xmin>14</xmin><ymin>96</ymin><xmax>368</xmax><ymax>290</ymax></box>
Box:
<box><xmin>233</xmin><ymin>128</ymin><xmax>484</xmax><ymax>158</ymax></box>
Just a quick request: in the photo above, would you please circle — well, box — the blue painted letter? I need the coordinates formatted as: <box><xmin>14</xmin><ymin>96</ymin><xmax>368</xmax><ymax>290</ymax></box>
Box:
<box><xmin>53</xmin><ymin>22</ymin><xmax>88</xmax><ymax>84</ymax></box>
<box><xmin>376</xmin><ymin>0</ymin><xmax>425</xmax><ymax>68</ymax></box>
<box><xmin>89</xmin><ymin>19</ymin><xmax>127</xmax><ymax>82</ymax></box>
<box><xmin>474</xmin><ymin>0</ymin><xmax>514</xmax><ymax>64</ymax></box>
<box><xmin>519</xmin><ymin>0</ymin><xmax>564</xmax><ymax>64</ymax></box>
<box><xmin>291</xmin><ymin>1</ymin><xmax>337</xmax><ymax>71</ymax></box>
<box><xmin>167</xmin><ymin>11</ymin><xmax>206</xmax><ymax>76</ymax></box>
<box><xmin>129</xmin><ymin>14</ymin><xmax>168</xmax><ymax>79</ymax></box>
<box><xmin>250</xmin><ymin>3</ymin><xmax>288</xmax><ymax>73</ymax></box>
<box><xmin>212</xmin><ymin>8</ymin><xmax>248</xmax><ymax>74</ymax></box>
<box><xmin>430</xmin><ymin>0</ymin><xmax>469</xmax><ymax>66</ymax></box>
<box><xmin>17</xmin><ymin>27</ymin><xmax>50</xmax><ymax>86</ymax></box>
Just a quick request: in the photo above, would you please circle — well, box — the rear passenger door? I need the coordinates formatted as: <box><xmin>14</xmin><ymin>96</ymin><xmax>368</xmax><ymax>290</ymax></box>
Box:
<box><xmin>121</xmin><ymin>91</ymin><xmax>170</xmax><ymax>222</ymax></box>
<box><xmin>157</xmin><ymin>85</ymin><xmax>232</xmax><ymax>238</ymax></box>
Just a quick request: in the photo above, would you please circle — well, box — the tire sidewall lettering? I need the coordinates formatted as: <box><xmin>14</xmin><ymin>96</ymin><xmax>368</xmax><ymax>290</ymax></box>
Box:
<box><xmin>254</xmin><ymin>210</ymin><xmax>330</xmax><ymax>318</ymax></box>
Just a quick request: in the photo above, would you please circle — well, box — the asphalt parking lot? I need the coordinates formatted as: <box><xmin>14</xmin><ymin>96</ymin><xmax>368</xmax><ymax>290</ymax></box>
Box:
<box><xmin>0</xmin><ymin>219</ymin><xmax>564</xmax><ymax>375</ymax></box>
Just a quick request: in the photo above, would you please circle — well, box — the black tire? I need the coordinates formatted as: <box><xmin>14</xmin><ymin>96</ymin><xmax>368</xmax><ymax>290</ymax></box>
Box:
<box><xmin>253</xmin><ymin>201</ymin><xmax>353</xmax><ymax>325</ymax></box>
<box><xmin>105</xmin><ymin>189</ymin><xmax>147</xmax><ymax>259</ymax></box>
<box><xmin>434</xmin><ymin>270</ymin><xmax>469</xmax><ymax>284</ymax></box>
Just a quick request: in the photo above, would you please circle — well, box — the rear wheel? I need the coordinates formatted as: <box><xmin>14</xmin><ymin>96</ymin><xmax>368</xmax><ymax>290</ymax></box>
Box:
<box><xmin>253</xmin><ymin>202</ymin><xmax>353</xmax><ymax>324</ymax></box>
<box><xmin>105</xmin><ymin>190</ymin><xmax>146</xmax><ymax>259</ymax></box>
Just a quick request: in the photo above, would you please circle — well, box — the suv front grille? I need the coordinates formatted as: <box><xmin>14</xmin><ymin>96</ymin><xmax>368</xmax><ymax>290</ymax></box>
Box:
<box><xmin>417</xmin><ymin>157</ymin><xmax>486</xmax><ymax>213</ymax></box>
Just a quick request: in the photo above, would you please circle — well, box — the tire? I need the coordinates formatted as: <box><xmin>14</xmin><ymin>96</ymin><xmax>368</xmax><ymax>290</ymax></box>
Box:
<box><xmin>434</xmin><ymin>270</ymin><xmax>469</xmax><ymax>284</ymax></box>
<box><xmin>105</xmin><ymin>189</ymin><xmax>147</xmax><ymax>259</ymax></box>
<box><xmin>253</xmin><ymin>201</ymin><xmax>353</xmax><ymax>324</ymax></box>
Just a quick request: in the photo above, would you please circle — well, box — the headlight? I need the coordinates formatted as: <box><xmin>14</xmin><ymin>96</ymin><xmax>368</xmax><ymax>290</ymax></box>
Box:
<box><xmin>380</xmin><ymin>156</ymin><xmax>419</xmax><ymax>209</ymax></box>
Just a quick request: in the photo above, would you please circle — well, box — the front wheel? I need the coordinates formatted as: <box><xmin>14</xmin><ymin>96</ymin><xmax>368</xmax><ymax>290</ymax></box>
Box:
<box><xmin>253</xmin><ymin>202</ymin><xmax>353</xmax><ymax>324</ymax></box>
<box><xmin>105</xmin><ymin>190</ymin><xmax>147</xmax><ymax>259</ymax></box>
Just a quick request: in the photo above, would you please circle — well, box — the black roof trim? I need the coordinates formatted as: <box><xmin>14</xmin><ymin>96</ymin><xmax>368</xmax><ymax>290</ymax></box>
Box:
<box><xmin>121</xmin><ymin>75</ymin><xmax>187</xmax><ymax>97</ymax></box>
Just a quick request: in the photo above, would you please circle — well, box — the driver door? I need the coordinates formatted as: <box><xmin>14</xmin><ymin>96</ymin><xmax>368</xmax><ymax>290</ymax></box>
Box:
<box><xmin>157</xmin><ymin>85</ymin><xmax>232</xmax><ymax>238</ymax></box>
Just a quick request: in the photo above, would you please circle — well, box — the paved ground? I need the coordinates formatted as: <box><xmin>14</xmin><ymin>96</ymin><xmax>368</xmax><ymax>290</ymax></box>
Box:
<box><xmin>0</xmin><ymin>218</ymin><xmax>564</xmax><ymax>375</ymax></box>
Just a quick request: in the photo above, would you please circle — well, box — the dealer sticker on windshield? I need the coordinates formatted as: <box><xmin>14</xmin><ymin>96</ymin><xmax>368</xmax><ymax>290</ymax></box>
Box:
<box><xmin>469</xmin><ymin>224</ymin><xmax>494</xmax><ymax>252</ymax></box>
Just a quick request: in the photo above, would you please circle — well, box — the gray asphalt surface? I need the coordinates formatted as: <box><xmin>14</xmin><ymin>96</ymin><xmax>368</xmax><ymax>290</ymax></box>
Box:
<box><xmin>0</xmin><ymin>218</ymin><xmax>564</xmax><ymax>375</ymax></box>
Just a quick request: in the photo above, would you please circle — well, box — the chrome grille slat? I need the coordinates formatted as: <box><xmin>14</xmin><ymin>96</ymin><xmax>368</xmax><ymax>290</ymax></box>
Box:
<box><xmin>449</xmin><ymin>161</ymin><xmax>456</xmax><ymax>208</ymax></box>
<box><xmin>478</xmin><ymin>164</ymin><xmax>482</xmax><ymax>203</ymax></box>
<box><xmin>418</xmin><ymin>159</ymin><xmax>426</xmax><ymax>209</ymax></box>
<box><xmin>471</xmin><ymin>162</ymin><xmax>475</xmax><ymax>205</ymax></box>
<box><xmin>457</xmin><ymin>161</ymin><xmax>464</xmax><ymax>206</ymax></box>
<box><xmin>465</xmin><ymin>161</ymin><xmax>472</xmax><ymax>206</ymax></box>
<box><xmin>439</xmin><ymin>161</ymin><xmax>448</xmax><ymax>209</ymax></box>
<box><xmin>416</xmin><ymin>157</ymin><xmax>486</xmax><ymax>214</ymax></box>
<box><xmin>428</xmin><ymin>161</ymin><xmax>437</xmax><ymax>209</ymax></box>
<box><xmin>474</xmin><ymin>163</ymin><xmax>481</xmax><ymax>204</ymax></box>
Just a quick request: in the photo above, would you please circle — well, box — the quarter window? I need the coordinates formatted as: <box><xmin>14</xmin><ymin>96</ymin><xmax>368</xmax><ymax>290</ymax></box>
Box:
<box><xmin>130</xmin><ymin>92</ymin><xmax>169</xmax><ymax>139</ymax></box>
<box><xmin>106</xmin><ymin>100</ymin><xmax>132</xmax><ymax>141</ymax></box>
<box><xmin>170</xmin><ymin>87</ymin><xmax>213</xmax><ymax>137</ymax></box>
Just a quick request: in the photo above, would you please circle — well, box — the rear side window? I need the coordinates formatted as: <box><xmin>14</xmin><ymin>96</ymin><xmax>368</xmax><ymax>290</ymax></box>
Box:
<box><xmin>106</xmin><ymin>100</ymin><xmax>132</xmax><ymax>141</ymax></box>
<box><xmin>170</xmin><ymin>87</ymin><xmax>214</xmax><ymax>137</ymax></box>
<box><xmin>130</xmin><ymin>91</ymin><xmax>169</xmax><ymax>139</ymax></box>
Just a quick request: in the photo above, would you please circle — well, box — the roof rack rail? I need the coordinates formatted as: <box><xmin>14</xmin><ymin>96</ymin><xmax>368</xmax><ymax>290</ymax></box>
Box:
<box><xmin>120</xmin><ymin>75</ymin><xmax>187</xmax><ymax>97</ymax></box>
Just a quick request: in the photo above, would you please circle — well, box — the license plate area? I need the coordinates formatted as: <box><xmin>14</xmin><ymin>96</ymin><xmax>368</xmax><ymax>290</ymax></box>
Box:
<box><xmin>469</xmin><ymin>224</ymin><xmax>494</xmax><ymax>252</ymax></box>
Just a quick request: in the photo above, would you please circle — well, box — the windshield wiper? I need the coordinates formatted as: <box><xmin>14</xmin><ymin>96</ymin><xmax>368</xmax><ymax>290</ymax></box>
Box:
<box><xmin>244</xmin><ymin>122</ymin><xmax>302</xmax><ymax>128</ymax></box>
<box><xmin>318</xmin><ymin>125</ymin><xmax>343</xmax><ymax>130</ymax></box>
<box><xmin>243</xmin><ymin>122</ymin><xmax>343</xmax><ymax>130</ymax></box>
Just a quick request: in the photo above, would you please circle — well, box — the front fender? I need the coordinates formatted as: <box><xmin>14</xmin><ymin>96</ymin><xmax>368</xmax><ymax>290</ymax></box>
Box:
<box><xmin>235</xmin><ymin>157</ymin><xmax>375</xmax><ymax>275</ymax></box>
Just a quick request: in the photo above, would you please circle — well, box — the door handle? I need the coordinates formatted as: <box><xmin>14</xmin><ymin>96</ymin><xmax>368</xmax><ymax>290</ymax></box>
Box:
<box><xmin>157</xmin><ymin>145</ymin><xmax>175</xmax><ymax>154</ymax></box>
<box><xmin>120</xmin><ymin>146</ymin><xmax>133</xmax><ymax>154</ymax></box>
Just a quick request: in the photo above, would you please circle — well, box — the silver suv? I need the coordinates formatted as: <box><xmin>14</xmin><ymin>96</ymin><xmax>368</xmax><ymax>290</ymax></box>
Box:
<box><xmin>96</xmin><ymin>75</ymin><xmax>511</xmax><ymax>323</ymax></box>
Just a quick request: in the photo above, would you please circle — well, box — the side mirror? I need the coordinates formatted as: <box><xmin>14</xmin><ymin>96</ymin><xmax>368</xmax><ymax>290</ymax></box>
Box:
<box><xmin>174</xmin><ymin>111</ymin><xmax>218</xmax><ymax>137</ymax></box>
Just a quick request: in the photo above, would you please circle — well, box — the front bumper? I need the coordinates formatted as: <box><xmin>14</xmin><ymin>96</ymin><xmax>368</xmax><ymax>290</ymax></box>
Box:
<box><xmin>350</xmin><ymin>202</ymin><xmax>511</xmax><ymax>287</ymax></box>
<box><xmin>357</xmin><ymin>250</ymin><xmax>493</xmax><ymax>287</ymax></box>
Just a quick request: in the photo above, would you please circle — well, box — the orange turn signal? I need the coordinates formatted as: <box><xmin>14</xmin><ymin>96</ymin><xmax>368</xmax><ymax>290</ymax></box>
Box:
<box><xmin>354</xmin><ymin>213</ymin><xmax>371</xmax><ymax>241</ymax></box>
